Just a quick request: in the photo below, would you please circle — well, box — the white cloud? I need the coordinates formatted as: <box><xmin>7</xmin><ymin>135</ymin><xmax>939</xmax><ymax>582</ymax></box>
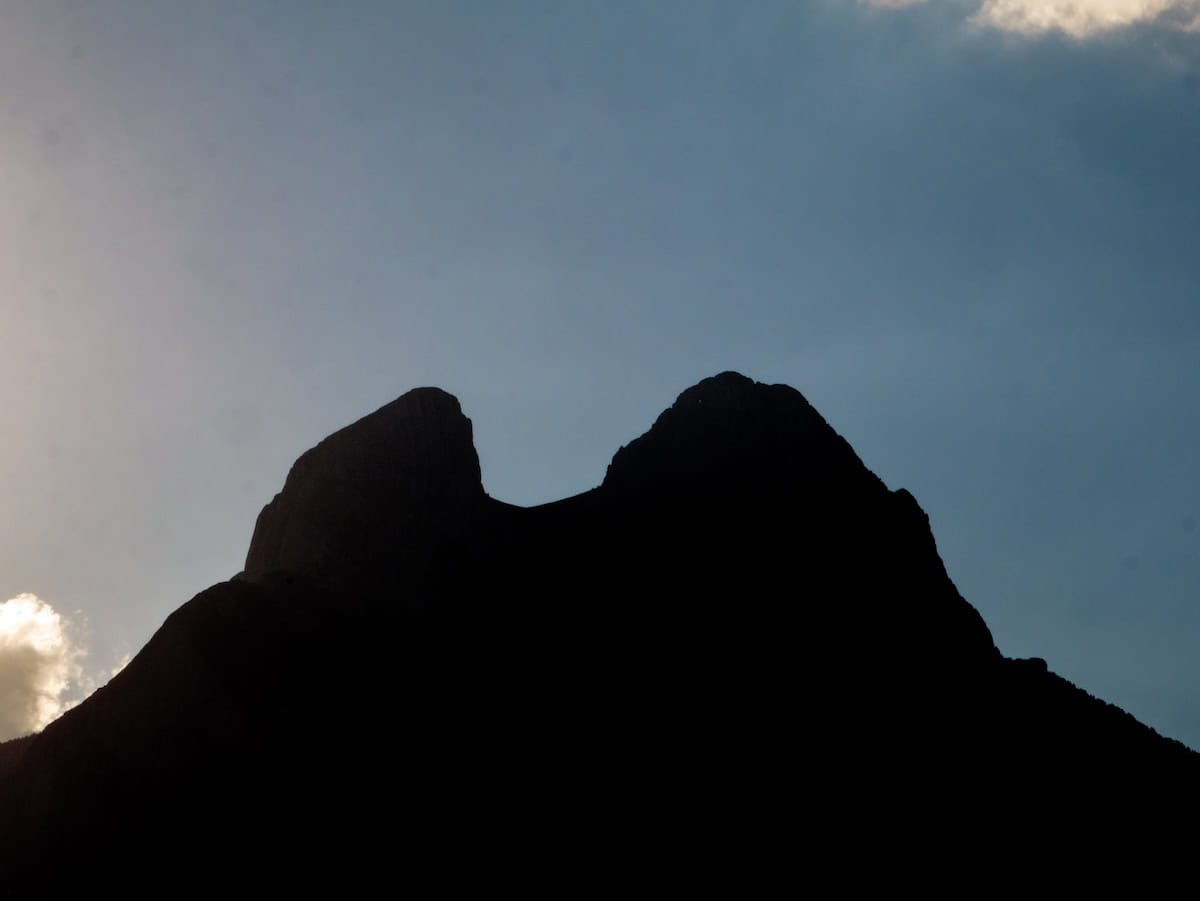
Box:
<box><xmin>862</xmin><ymin>0</ymin><xmax>1200</xmax><ymax>37</ymax></box>
<box><xmin>973</xmin><ymin>0</ymin><xmax>1200</xmax><ymax>36</ymax></box>
<box><xmin>0</xmin><ymin>593</ymin><xmax>84</xmax><ymax>741</ymax></box>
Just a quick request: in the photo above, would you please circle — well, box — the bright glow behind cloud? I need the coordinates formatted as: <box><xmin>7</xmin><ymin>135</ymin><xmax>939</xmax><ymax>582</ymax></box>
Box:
<box><xmin>864</xmin><ymin>0</ymin><xmax>1200</xmax><ymax>36</ymax></box>
<box><xmin>0</xmin><ymin>594</ymin><xmax>83</xmax><ymax>740</ymax></box>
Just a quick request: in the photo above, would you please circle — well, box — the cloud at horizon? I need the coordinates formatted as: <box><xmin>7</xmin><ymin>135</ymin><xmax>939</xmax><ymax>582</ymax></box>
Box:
<box><xmin>0</xmin><ymin>594</ymin><xmax>83</xmax><ymax>740</ymax></box>
<box><xmin>0</xmin><ymin>0</ymin><xmax>1196</xmax><ymax>752</ymax></box>
<box><xmin>0</xmin><ymin>593</ymin><xmax>130</xmax><ymax>742</ymax></box>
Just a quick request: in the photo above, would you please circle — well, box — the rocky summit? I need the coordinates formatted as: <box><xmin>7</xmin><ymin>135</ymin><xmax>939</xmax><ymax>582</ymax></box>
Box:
<box><xmin>0</xmin><ymin>372</ymin><xmax>1194</xmax><ymax>885</ymax></box>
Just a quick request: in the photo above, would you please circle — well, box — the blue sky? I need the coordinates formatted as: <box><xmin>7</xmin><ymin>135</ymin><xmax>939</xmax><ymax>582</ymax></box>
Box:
<box><xmin>0</xmin><ymin>1</ymin><xmax>1197</xmax><ymax>746</ymax></box>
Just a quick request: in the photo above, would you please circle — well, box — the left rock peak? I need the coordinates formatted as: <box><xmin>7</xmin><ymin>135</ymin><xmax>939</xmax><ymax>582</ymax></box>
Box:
<box><xmin>242</xmin><ymin>386</ymin><xmax>484</xmax><ymax>583</ymax></box>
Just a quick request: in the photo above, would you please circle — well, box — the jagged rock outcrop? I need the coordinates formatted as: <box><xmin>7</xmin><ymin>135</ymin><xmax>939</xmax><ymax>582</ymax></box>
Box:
<box><xmin>0</xmin><ymin>371</ymin><xmax>1194</xmax><ymax>886</ymax></box>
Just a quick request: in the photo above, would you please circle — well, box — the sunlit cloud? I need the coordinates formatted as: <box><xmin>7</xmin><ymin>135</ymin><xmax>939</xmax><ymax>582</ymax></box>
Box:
<box><xmin>0</xmin><ymin>594</ymin><xmax>84</xmax><ymax>740</ymax></box>
<box><xmin>861</xmin><ymin>0</ymin><xmax>1200</xmax><ymax>37</ymax></box>
<box><xmin>0</xmin><ymin>595</ymin><xmax>132</xmax><ymax>741</ymax></box>
<box><xmin>974</xmin><ymin>0</ymin><xmax>1200</xmax><ymax>36</ymax></box>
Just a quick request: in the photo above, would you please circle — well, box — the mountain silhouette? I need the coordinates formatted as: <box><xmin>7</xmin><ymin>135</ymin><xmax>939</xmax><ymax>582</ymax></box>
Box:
<box><xmin>0</xmin><ymin>372</ymin><xmax>1194</xmax><ymax>884</ymax></box>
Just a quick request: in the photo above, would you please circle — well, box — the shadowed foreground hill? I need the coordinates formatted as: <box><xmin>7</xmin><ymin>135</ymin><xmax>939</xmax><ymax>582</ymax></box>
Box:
<box><xmin>0</xmin><ymin>372</ymin><xmax>1195</xmax><ymax>883</ymax></box>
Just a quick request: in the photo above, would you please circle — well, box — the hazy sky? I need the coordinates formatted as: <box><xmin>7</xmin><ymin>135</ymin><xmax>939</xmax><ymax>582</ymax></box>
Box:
<box><xmin>0</xmin><ymin>1</ymin><xmax>1197</xmax><ymax>746</ymax></box>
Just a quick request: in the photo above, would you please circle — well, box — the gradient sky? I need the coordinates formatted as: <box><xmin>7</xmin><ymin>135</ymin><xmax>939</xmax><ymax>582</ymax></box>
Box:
<box><xmin>1</xmin><ymin>1</ymin><xmax>1197</xmax><ymax>746</ymax></box>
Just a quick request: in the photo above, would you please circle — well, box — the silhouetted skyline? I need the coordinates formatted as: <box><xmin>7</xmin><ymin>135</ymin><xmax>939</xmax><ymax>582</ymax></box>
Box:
<box><xmin>3</xmin><ymin>372</ymin><xmax>1192</xmax><ymax>884</ymax></box>
<box><xmin>0</xmin><ymin>2</ymin><xmax>1196</xmax><ymax>749</ymax></box>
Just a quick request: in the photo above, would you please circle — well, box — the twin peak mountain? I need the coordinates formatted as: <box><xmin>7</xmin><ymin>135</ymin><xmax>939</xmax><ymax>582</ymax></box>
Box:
<box><xmin>0</xmin><ymin>371</ymin><xmax>1193</xmax><ymax>883</ymax></box>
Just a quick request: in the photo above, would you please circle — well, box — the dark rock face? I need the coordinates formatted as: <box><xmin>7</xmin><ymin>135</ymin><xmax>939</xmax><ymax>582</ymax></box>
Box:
<box><xmin>601</xmin><ymin>372</ymin><xmax>999</xmax><ymax>671</ymax></box>
<box><xmin>604</xmin><ymin>371</ymin><xmax>878</xmax><ymax>498</ymax></box>
<box><xmin>243</xmin><ymin>387</ymin><xmax>485</xmax><ymax>592</ymax></box>
<box><xmin>0</xmin><ymin>372</ymin><xmax>1194</xmax><ymax>885</ymax></box>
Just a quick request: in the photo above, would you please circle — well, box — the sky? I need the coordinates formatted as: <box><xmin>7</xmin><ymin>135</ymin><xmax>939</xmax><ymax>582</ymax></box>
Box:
<box><xmin>0</xmin><ymin>0</ymin><xmax>1197</xmax><ymax>746</ymax></box>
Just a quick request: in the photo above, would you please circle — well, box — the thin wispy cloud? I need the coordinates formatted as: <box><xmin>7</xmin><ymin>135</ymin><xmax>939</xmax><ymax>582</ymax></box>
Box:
<box><xmin>863</xmin><ymin>0</ymin><xmax>1200</xmax><ymax>36</ymax></box>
